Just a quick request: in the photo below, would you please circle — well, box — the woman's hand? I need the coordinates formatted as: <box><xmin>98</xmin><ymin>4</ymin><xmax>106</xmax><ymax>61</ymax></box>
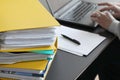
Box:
<box><xmin>98</xmin><ymin>2</ymin><xmax>120</xmax><ymax>19</ymax></box>
<box><xmin>91</xmin><ymin>11</ymin><xmax>115</xmax><ymax>29</ymax></box>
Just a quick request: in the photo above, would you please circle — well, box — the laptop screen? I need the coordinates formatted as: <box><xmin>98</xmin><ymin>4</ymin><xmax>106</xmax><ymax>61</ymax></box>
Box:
<box><xmin>46</xmin><ymin>0</ymin><xmax>71</xmax><ymax>13</ymax></box>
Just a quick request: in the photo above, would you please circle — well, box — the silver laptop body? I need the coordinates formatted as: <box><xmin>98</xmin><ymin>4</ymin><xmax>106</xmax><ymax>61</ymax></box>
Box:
<box><xmin>41</xmin><ymin>0</ymin><xmax>98</xmax><ymax>28</ymax></box>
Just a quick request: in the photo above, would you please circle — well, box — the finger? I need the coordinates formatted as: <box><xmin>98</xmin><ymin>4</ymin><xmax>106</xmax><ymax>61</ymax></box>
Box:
<box><xmin>105</xmin><ymin>11</ymin><xmax>112</xmax><ymax>16</ymax></box>
<box><xmin>100</xmin><ymin>6</ymin><xmax>116</xmax><ymax>12</ymax></box>
<box><xmin>91</xmin><ymin>11</ymin><xmax>101</xmax><ymax>17</ymax></box>
<box><xmin>105</xmin><ymin>11</ymin><xmax>115</xmax><ymax>20</ymax></box>
<box><xmin>91</xmin><ymin>17</ymin><xmax>99</xmax><ymax>22</ymax></box>
<box><xmin>91</xmin><ymin>11</ymin><xmax>103</xmax><ymax>21</ymax></box>
<box><xmin>91</xmin><ymin>12</ymin><xmax>98</xmax><ymax>17</ymax></box>
<box><xmin>98</xmin><ymin>2</ymin><xmax>113</xmax><ymax>6</ymax></box>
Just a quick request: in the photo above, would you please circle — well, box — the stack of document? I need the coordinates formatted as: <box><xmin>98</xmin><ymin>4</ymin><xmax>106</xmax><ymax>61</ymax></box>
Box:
<box><xmin>0</xmin><ymin>0</ymin><xmax>60</xmax><ymax>80</ymax></box>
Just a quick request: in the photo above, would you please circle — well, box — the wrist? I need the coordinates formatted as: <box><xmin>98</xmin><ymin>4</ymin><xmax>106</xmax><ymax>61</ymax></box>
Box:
<box><xmin>108</xmin><ymin>19</ymin><xmax>119</xmax><ymax>33</ymax></box>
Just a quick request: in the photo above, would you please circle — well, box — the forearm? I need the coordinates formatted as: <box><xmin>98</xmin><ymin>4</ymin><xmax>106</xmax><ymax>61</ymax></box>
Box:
<box><xmin>108</xmin><ymin>20</ymin><xmax>120</xmax><ymax>39</ymax></box>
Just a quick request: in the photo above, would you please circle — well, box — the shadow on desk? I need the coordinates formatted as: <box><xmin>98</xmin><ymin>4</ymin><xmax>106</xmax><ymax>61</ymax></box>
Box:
<box><xmin>58</xmin><ymin>20</ymin><xmax>97</xmax><ymax>32</ymax></box>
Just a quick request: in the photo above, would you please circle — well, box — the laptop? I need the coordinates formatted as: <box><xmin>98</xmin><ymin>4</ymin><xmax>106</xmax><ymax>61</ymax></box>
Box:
<box><xmin>43</xmin><ymin>0</ymin><xmax>98</xmax><ymax>28</ymax></box>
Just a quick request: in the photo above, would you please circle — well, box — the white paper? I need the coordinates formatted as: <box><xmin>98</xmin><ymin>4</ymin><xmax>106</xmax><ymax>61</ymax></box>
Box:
<box><xmin>56</xmin><ymin>25</ymin><xmax>106</xmax><ymax>56</ymax></box>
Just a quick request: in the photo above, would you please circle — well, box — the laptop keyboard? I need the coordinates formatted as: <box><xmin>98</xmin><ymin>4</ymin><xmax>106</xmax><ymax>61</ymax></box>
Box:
<box><xmin>61</xmin><ymin>1</ymin><xmax>96</xmax><ymax>21</ymax></box>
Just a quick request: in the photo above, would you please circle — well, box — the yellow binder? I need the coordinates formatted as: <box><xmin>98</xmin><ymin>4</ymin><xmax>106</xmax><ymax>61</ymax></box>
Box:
<box><xmin>0</xmin><ymin>0</ymin><xmax>60</xmax><ymax>32</ymax></box>
<box><xmin>0</xmin><ymin>60</ymin><xmax>48</xmax><ymax>71</ymax></box>
<box><xmin>0</xmin><ymin>78</ymin><xmax>16</xmax><ymax>80</ymax></box>
<box><xmin>0</xmin><ymin>0</ymin><xmax>59</xmax><ymax>52</ymax></box>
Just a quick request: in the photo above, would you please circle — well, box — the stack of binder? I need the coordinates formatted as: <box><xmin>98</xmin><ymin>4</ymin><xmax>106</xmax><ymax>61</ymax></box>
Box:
<box><xmin>0</xmin><ymin>0</ymin><xmax>60</xmax><ymax>80</ymax></box>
